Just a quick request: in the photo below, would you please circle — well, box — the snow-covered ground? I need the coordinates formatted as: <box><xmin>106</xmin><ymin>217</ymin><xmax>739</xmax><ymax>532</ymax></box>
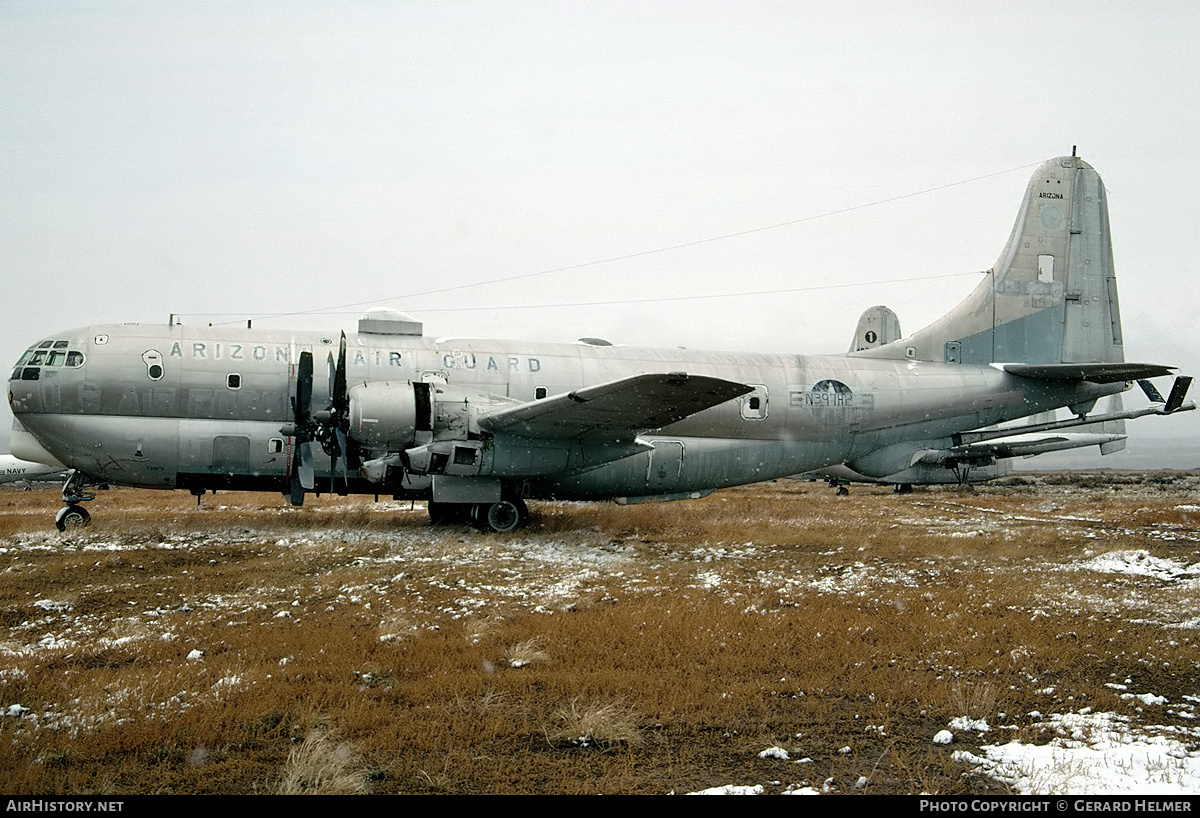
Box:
<box><xmin>3</xmin><ymin>489</ymin><xmax>1199</xmax><ymax>794</ymax></box>
<box><xmin>690</xmin><ymin>545</ymin><xmax>1200</xmax><ymax>795</ymax></box>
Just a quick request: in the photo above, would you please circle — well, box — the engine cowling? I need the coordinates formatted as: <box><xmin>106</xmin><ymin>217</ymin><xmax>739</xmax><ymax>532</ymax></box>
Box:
<box><xmin>347</xmin><ymin>381</ymin><xmax>427</xmax><ymax>449</ymax></box>
<box><xmin>348</xmin><ymin>381</ymin><xmax>530</xmax><ymax>479</ymax></box>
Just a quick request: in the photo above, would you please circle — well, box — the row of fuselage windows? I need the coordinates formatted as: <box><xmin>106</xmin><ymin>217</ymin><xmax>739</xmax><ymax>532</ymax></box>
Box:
<box><xmin>11</xmin><ymin>342</ymin><xmax>85</xmax><ymax>381</ymax></box>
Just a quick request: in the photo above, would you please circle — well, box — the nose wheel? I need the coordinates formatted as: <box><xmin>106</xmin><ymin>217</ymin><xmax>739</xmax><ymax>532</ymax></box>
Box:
<box><xmin>55</xmin><ymin>470</ymin><xmax>96</xmax><ymax>531</ymax></box>
<box><xmin>55</xmin><ymin>504</ymin><xmax>91</xmax><ymax>531</ymax></box>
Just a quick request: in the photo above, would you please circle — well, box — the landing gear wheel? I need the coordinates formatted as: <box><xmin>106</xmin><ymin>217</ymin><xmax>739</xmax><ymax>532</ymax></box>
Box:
<box><xmin>472</xmin><ymin>499</ymin><xmax>528</xmax><ymax>533</ymax></box>
<box><xmin>836</xmin><ymin>485</ymin><xmax>849</xmax><ymax>496</ymax></box>
<box><xmin>893</xmin><ymin>483</ymin><xmax>913</xmax><ymax>494</ymax></box>
<box><xmin>55</xmin><ymin>504</ymin><xmax>91</xmax><ymax>532</ymax></box>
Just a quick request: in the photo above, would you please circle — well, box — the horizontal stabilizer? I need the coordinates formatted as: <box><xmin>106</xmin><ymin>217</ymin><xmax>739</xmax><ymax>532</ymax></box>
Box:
<box><xmin>1003</xmin><ymin>362</ymin><xmax>1174</xmax><ymax>384</ymax></box>
<box><xmin>477</xmin><ymin>373</ymin><xmax>752</xmax><ymax>439</ymax></box>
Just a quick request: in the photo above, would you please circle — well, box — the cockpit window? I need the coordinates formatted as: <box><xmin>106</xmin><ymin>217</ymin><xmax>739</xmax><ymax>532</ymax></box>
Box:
<box><xmin>12</xmin><ymin>345</ymin><xmax>83</xmax><ymax>371</ymax></box>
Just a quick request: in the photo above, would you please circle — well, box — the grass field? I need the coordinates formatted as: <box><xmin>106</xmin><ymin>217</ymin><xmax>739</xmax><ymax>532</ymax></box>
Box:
<box><xmin>1</xmin><ymin>473</ymin><xmax>1198</xmax><ymax>794</ymax></box>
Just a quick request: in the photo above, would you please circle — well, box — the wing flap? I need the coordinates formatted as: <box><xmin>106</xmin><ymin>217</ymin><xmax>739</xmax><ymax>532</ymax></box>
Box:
<box><xmin>477</xmin><ymin>372</ymin><xmax>752</xmax><ymax>439</ymax></box>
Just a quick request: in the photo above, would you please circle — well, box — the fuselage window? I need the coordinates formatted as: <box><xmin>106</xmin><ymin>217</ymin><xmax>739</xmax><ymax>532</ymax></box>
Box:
<box><xmin>52</xmin><ymin>340</ymin><xmax>69</xmax><ymax>349</ymax></box>
<box><xmin>36</xmin><ymin>340</ymin><xmax>53</xmax><ymax>349</ymax></box>
<box><xmin>534</xmin><ymin>386</ymin><xmax>548</xmax><ymax>400</ymax></box>
<box><xmin>268</xmin><ymin>438</ymin><xmax>284</xmax><ymax>454</ymax></box>
<box><xmin>28</xmin><ymin>351</ymin><xmax>46</xmax><ymax>366</ymax></box>
<box><xmin>227</xmin><ymin>374</ymin><xmax>242</xmax><ymax>390</ymax></box>
<box><xmin>65</xmin><ymin>351</ymin><xmax>84</xmax><ymax>367</ymax></box>
<box><xmin>47</xmin><ymin>351</ymin><xmax>66</xmax><ymax>367</ymax></box>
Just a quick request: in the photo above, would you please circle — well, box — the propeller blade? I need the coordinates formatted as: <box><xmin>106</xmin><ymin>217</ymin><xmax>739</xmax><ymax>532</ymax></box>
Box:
<box><xmin>333</xmin><ymin>332</ymin><xmax>348</xmax><ymax>412</ymax></box>
<box><xmin>288</xmin><ymin>445</ymin><xmax>305</xmax><ymax>506</ymax></box>
<box><xmin>295</xmin><ymin>351</ymin><xmax>313</xmax><ymax>425</ymax></box>
<box><xmin>336</xmin><ymin>428</ymin><xmax>349</xmax><ymax>482</ymax></box>
<box><xmin>326</xmin><ymin>352</ymin><xmax>337</xmax><ymax>405</ymax></box>
<box><xmin>299</xmin><ymin>442</ymin><xmax>315</xmax><ymax>490</ymax></box>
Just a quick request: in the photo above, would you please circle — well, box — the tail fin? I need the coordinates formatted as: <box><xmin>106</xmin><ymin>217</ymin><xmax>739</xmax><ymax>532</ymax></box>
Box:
<box><xmin>847</xmin><ymin>305</ymin><xmax>902</xmax><ymax>353</ymax></box>
<box><xmin>853</xmin><ymin>155</ymin><xmax>1124</xmax><ymax>366</ymax></box>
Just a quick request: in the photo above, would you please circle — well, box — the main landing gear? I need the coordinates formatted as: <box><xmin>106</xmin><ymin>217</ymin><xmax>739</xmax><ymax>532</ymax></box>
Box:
<box><xmin>55</xmin><ymin>470</ymin><xmax>96</xmax><ymax>532</ymax></box>
<box><xmin>428</xmin><ymin>498</ymin><xmax>529</xmax><ymax>533</ymax></box>
<box><xmin>825</xmin><ymin>476</ymin><xmax>850</xmax><ymax>496</ymax></box>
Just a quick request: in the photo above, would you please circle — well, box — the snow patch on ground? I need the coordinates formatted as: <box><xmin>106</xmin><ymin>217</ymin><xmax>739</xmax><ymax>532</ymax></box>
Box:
<box><xmin>955</xmin><ymin>711</ymin><xmax>1200</xmax><ymax>795</ymax></box>
<box><xmin>1076</xmin><ymin>550</ymin><xmax>1195</xmax><ymax>581</ymax></box>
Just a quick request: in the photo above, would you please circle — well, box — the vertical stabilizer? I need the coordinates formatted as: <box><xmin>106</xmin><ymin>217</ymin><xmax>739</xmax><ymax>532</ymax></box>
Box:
<box><xmin>853</xmin><ymin>155</ymin><xmax>1124</xmax><ymax>366</ymax></box>
<box><xmin>847</xmin><ymin>305</ymin><xmax>902</xmax><ymax>353</ymax></box>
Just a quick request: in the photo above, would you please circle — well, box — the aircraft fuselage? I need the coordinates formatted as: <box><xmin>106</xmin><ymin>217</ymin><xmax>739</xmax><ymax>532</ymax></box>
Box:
<box><xmin>8</xmin><ymin>323</ymin><xmax>1122</xmax><ymax>502</ymax></box>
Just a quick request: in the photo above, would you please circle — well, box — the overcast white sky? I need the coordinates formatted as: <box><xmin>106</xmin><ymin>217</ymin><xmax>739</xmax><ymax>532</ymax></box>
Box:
<box><xmin>3</xmin><ymin>1</ymin><xmax>1198</xmax><ymax>461</ymax></box>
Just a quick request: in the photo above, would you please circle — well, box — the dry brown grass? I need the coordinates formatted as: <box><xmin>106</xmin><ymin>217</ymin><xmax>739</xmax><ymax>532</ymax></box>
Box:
<box><xmin>1</xmin><ymin>473</ymin><xmax>1198</xmax><ymax>793</ymax></box>
<box><xmin>276</xmin><ymin>727</ymin><xmax>369</xmax><ymax>794</ymax></box>
<box><xmin>549</xmin><ymin>698</ymin><xmax>644</xmax><ymax>750</ymax></box>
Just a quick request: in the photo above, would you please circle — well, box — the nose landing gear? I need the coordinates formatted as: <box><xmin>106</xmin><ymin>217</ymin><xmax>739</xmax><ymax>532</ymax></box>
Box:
<box><xmin>55</xmin><ymin>470</ymin><xmax>96</xmax><ymax>532</ymax></box>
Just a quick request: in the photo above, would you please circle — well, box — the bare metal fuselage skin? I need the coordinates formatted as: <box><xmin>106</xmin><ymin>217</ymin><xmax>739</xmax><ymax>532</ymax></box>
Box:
<box><xmin>8</xmin><ymin>323</ymin><xmax>1118</xmax><ymax>502</ymax></box>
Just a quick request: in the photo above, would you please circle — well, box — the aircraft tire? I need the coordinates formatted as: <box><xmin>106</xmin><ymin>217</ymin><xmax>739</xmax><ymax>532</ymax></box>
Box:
<box><xmin>55</xmin><ymin>504</ymin><xmax>91</xmax><ymax>532</ymax></box>
<box><xmin>836</xmin><ymin>486</ymin><xmax>849</xmax><ymax>496</ymax></box>
<box><xmin>474</xmin><ymin>499</ymin><xmax>527</xmax><ymax>533</ymax></box>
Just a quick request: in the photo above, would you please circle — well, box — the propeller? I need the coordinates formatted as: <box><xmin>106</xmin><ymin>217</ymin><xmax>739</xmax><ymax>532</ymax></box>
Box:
<box><xmin>281</xmin><ymin>349</ymin><xmax>315</xmax><ymax>505</ymax></box>
<box><xmin>312</xmin><ymin>332</ymin><xmax>357</xmax><ymax>492</ymax></box>
<box><xmin>282</xmin><ymin>333</ymin><xmax>360</xmax><ymax>501</ymax></box>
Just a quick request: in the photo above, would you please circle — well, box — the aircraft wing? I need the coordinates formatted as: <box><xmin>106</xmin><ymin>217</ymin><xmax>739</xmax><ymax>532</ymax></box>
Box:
<box><xmin>477</xmin><ymin>372</ymin><xmax>752</xmax><ymax>439</ymax></box>
<box><xmin>1002</xmin><ymin>362</ymin><xmax>1174</xmax><ymax>383</ymax></box>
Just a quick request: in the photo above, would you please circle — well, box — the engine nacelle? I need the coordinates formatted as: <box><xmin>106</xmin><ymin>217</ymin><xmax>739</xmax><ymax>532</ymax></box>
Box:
<box><xmin>348</xmin><ymin>381</ymin><xmax>427</xmax><ymax>449</ymax></box>
<box><xmin>348</xmin><ymin>381</ymin><xmax>521</xmax><ymax>471</ymax></box>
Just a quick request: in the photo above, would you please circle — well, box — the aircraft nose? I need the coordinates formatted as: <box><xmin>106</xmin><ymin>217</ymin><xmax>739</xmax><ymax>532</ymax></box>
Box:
<box><xmin>8</xmin><ymin>335</ymin><xmax>89</xmax><ymax>414</ymax></box>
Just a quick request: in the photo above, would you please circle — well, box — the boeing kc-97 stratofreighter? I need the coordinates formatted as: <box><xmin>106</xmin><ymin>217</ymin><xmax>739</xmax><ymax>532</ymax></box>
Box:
<box><xmin>6</xmin><ymin>154</ymin><xmax>1194</xmax><ymax>531</ymax></box>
